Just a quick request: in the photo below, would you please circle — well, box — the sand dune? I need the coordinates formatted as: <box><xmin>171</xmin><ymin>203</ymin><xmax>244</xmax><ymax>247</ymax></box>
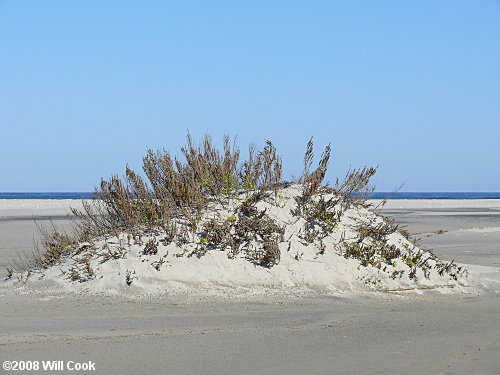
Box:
<box><xmin>4</xmin><ymin>187</ymin><xmax>479</xmax><ymax>299</ymax></box>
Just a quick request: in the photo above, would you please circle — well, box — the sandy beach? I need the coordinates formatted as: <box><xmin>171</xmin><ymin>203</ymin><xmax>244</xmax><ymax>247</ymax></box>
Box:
<box><xmin>3</xmin><ymin>1</ymin><xmax>499</xmax><ymax>373</ymax></box>
<box><xmin>1</xmin><ymin>199</ymin><xmax>499</xmax><ymax>374</ymax></box>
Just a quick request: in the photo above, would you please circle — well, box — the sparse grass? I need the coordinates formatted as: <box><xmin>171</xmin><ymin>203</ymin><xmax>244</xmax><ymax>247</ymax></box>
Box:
<box><xmin>142</xmin><ymin>238</ymin><xmax>159</xmax><ymax>256</ymax></box>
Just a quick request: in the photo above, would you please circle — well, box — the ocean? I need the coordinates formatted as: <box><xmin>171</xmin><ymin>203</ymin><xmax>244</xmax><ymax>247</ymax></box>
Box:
<box><xmin>0</xmin><ymin>192</ymin><xmax>500</xmax><ymax>200</ymax></box>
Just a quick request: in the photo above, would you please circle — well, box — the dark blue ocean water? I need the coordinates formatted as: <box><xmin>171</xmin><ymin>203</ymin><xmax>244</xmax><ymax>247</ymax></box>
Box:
<box><xmin>0</xmin><ymin>192</ymin><xmax>95</xmax><ymax>199</ymax></box>
<box><xmin>366</xmin><ymin>192</ymin><xmax>500</xmax><ymax>200</ymax></box>
<box><xmin>1</xmin><ymin>192</ymin><xmax>500</xmax><ymax>200</ymax></box>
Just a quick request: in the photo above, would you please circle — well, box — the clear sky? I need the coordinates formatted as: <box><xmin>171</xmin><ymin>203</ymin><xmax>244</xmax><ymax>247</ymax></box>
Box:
<box><xmin>1</xmin><ymin>1</ymin><xmax>499</xmax><ymax>192</ymax></box>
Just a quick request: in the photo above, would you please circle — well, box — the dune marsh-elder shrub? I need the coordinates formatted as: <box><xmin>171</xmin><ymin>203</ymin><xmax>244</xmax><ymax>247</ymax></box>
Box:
<box><xmin>7</xmin><ymin>133</ymin><xmax>464</xmax><ymax>284</ymax></box>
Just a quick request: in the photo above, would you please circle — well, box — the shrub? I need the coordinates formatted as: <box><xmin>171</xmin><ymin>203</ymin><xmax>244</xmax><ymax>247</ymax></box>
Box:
<box><xmin>15</xmin><ymin>131</ymin><xmax>459</xmax><ymax>283</ymax></box>
<box><xmin>9</xmin><ymin>133</ymin><xmax>380</xmax><ymax>273</ymax></box>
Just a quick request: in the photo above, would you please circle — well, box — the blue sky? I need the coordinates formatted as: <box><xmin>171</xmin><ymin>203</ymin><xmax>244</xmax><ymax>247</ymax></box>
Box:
<box><xmin>1</xmin><ymin>1</ymin><xmax>499</xmax><ymax>192</ymax></box>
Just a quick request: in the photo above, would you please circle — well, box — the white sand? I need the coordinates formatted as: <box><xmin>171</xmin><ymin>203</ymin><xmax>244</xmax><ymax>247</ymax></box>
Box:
<box><xmin>459</xmin><ymin>227</ymin><xmax>500</xmax><ymax>233</ymax></box>
<box><xmin>373</xmin><ymin>199</ymin><xmax>500</xmax><ymax>210</ymax></box>
<box><xmin>0</xmin><ymin>199</ymin><xmax>83</xmax><ymax>222</ymax></box>
<box><xmin>0</xmin><ymin>199</ymin><xmax>84</xmax><ymax>212</ymax></box>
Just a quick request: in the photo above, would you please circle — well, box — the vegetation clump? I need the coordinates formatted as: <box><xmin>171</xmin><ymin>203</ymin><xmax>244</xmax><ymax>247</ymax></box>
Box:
<box><xmin>7</xmin><ymin>133</ymin><xmax>466</xmax><ymax>291</ymax></box>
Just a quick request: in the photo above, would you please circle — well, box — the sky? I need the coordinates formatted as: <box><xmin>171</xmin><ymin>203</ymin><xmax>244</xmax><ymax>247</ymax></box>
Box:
<box><xmin>0</xmin><ymin>1</ymin><xmax>499</xmax><ymax>192</ymax></box>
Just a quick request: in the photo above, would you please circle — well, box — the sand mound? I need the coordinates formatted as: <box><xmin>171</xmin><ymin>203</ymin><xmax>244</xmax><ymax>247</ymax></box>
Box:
<box><xmin>8</xmin><ymin>185</ymin><xmax>470</xmax><ymax>298</ymax></box>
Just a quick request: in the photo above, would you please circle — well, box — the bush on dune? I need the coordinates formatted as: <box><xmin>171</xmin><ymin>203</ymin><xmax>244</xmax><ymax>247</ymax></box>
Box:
<box><xmin>6</xmin><ymin>133</ymin><xmax>465</xmax><ymax>287</ymax></box>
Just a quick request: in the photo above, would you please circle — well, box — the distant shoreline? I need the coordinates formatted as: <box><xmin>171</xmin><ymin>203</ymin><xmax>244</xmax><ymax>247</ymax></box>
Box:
<box><xmin>1</xmin><ymin>192</ymin><xmax>500</xmax><ymax>200</ymax></box>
